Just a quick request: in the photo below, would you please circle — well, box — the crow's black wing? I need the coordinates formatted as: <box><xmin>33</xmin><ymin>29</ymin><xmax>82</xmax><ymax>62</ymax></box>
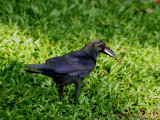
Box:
<box><xmin>46</xmin><ymin>50</ymin><xmax>96</xmax><ymax>77</ymax></box>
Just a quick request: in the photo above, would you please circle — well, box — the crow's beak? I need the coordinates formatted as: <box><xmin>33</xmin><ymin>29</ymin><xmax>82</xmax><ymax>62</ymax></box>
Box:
<box><xmin>104</xmin><ymin>47</ymin><xmax>123</xmax><ymax>64</ymax></box>
<box><xmin>104</xmin><ymin>47</ymin><xmax>116</xmax><ymax>58</ymax></box>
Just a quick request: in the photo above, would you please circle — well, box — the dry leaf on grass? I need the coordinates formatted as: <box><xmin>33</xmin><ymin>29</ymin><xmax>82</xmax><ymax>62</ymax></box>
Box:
<box><xmin>102</xmin><ymin>19</ymin><xmax>107</xmax><ymax>26</ymax></box>
<box><xmin>135</xmin><ymin>9</ymin><xmax>154</xmax><ymax>14</ymax></box>
<box><xmin>97</xmin><ymin>70</ymin><xmax>104</xmax><ymax>75</ymax></box>
<box><xmin>154</xmin><ymin>0</ymin><xmax>160</xmax><ymax>4</ymax></box>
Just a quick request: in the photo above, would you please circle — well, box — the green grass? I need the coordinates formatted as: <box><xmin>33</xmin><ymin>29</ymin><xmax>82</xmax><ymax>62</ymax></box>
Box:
<box><xmin>0</xmin><ymin>0</ymin><xmax>160</xmax><ymax>119</ymax></box>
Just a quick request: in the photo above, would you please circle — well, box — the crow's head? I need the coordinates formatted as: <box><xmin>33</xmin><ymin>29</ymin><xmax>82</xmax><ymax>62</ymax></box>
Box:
<box><xmin>83</xmin><ymin>40</ymin><xmax>122</xmax><ymax>64</ymax></box>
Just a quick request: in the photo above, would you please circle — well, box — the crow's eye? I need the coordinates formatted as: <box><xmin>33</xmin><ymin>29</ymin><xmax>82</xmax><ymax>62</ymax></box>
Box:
<box><xmin>101</xmin><ymin>43</ymin><xmax>105</xmax><ymax>47</ymax></box>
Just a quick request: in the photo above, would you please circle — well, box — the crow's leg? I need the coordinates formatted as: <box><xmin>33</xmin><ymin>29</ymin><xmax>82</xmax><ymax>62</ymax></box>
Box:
<box><xmin>74</xmin><ymin>79</ymin><xmax>83</xmax><ymax>104</ymax></box>
<box><xmin>58</xmin><ymin>85</ymin><xmax>63</xmax><ymax>101</ymax></box>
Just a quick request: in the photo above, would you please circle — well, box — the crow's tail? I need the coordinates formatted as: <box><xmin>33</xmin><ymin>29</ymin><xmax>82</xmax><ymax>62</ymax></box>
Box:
<box><xmin>25</xmin><ymin>70</ymin><xmax>43</xmax><ymax>74</ymax></box>
<box><xmin>25</xmin><ymin>64</ymin><xmax>49</xmax><ymax>69</ymax></box>
<box><xmin>25</xmin><ymin>69</ymin><xmax>57</xmax><ymax>78</ymax></box>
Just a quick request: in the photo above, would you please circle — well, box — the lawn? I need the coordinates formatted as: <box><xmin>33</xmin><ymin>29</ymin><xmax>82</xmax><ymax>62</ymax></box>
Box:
<box><xmin>0</xmin><ymin>0</ymin><xmax>160</xmax><ymax>119</ymax></box>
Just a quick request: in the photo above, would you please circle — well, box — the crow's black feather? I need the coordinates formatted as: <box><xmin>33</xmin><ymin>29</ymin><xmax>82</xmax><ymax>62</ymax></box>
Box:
<box><xmin>25</xmin><ymin>40</ymin><xmax>117</xmax><ymax>104</ymax></box>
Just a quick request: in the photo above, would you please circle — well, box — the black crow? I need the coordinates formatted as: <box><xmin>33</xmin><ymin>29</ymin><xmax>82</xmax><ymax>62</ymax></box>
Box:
<box><xmin>25</xmin><ymin>40</ymin><xmax>122</xmax><ymax>104</ymax></box>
